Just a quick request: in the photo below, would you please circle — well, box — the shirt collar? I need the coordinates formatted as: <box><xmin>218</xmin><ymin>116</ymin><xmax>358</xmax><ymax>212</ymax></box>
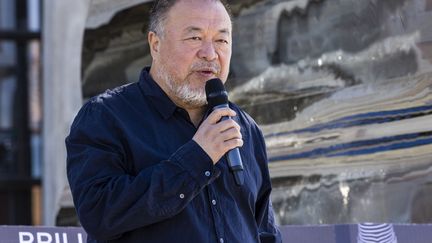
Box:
<box><xmin>138</xmin><ymin>67</ymin><xmax>177</xmax><ymax>119</ymax></box>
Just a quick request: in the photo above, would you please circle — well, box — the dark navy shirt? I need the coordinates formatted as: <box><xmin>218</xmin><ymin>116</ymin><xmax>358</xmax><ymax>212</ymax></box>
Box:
<box><xmin>66</xmin><ymin>68</ymin><xmax>282</xmax><ymax>243</ymax></box>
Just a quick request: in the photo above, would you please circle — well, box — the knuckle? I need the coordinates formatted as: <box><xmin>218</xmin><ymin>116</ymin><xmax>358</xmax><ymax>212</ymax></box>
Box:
<box><xmin>215</xmin><ymin>109</ymin><xmax>224</xmax><ymax>115</ymax></box>
<box><xmin>209</xmin><ymin>110</ymin><xmax>222</xmax><ymax>119</ymax></box>
<box><xmin>233</xmin><ymin>139</ymin><xmax>242</xmax><ymax>148</ymax></box>
<box><xmin>219</xmin><ymin>107</ymin><xmax>229</xmax><ymax>114</ymax></box>
<box><xmin>216</xmin><ymin>142</ymin><xmax>224</xmax><ymax>151</ymax></box>
<box><xmin>222</xmin><ymin>133</ymin><xmax>231</xmax><ymax>141</ymax></box>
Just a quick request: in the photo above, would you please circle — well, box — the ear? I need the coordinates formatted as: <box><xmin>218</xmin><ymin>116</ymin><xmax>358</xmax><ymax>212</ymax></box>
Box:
<box><xmin>148</xmin><ymin>31</ymin><xmax>161</xmax><ymax>59</ymax></box>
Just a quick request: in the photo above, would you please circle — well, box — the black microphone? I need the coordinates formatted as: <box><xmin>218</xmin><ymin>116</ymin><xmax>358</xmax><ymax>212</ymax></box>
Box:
<box><xmin>205</xmin><ymin>78</ymin><xmax>244</xmax><ymax>186</ymax></box>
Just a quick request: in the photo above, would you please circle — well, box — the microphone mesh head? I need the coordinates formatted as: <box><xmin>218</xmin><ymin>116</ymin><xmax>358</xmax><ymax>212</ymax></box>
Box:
<box><xmin>205</xmin><ymin>78</ymin><xmax>228</xmax><ymax>109</ymax></box>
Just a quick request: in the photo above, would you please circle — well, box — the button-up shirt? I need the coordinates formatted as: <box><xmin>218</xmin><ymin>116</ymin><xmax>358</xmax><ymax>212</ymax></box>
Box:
<box><xmin>66</xmin><ymin>68</ymin><xmax>282</xmax><ymax>243</ymax></box>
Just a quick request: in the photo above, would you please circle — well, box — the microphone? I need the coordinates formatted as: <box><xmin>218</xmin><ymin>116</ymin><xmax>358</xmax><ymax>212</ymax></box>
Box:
<box><xmin>205</xmin><ymin>78</ymin><xmax>244</xmax><ymax>186</ymax></box>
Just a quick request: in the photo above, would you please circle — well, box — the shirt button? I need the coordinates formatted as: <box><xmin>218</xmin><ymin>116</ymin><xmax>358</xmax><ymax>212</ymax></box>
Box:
<box><xmin>204</xmin><ymin>171</ymin><xmax>211</xmax><ymax>177</ymax></box>
<box><xmin>179</xmin><ymin>193</ymin><xmax>185</xmax><ymax>199</ymax></box>
<box><xmin>219</xmin><ymin>238</ymin><xmax>224</xmax><ymax>243</ymax></box>
<box><xmin>212</xmin><ymin>199</ymin><xmax>217</xmax><ymax>205</ymax></box>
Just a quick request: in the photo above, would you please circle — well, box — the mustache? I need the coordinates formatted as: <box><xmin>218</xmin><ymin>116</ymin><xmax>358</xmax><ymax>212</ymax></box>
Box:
<box><xmin>190</xmin><ymin>62</ymin><xmax>220</xmax><ymax>74</ymax></box>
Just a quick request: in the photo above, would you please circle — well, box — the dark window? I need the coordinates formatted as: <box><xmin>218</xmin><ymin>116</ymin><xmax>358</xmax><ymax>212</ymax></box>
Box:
<box><xmin>0</xmin><ymin>0</ymin><xmax>42</xmax><ymax>225</ymax></box>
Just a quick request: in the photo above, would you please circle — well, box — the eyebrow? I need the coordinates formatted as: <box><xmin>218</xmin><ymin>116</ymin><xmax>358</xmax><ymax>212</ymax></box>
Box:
<box><xmin>184</xmin><ymin>26</ymin><xmax>231</xmax><ymax>35</ymax></box>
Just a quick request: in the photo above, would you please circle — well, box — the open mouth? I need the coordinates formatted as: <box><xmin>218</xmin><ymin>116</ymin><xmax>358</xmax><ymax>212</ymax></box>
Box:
<box><xmin>200</xmin><ymin>70</ymin><xmax>214</xmax><ymax>75</ymax></box>
<box><xmin>192</xmin><ymin>65</ymin><xmax>219</xmax><ymax>77</ymax></box>
<box><xmin>196</xmin><ymin>69</ymin><xmax>217</xmax><ymax>77</ymax></box>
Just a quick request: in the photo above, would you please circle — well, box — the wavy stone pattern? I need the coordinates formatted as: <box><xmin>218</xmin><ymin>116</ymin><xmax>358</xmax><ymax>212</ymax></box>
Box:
<box><xmin>243</xmin><ymin>0</ymin><xmax>432</xmax><ymax>225</ymax></box>
<box><xmin>81</xmin><ymin>0</ymin><xmax>432</xmax><ymax>225</ymax></box>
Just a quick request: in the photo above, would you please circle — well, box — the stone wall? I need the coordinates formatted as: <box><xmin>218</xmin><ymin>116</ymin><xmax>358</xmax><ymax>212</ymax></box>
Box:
<box><xmin>52</xmin><ymin>0</ymin><xmax>432</xmax><ymax>226</ymax></box>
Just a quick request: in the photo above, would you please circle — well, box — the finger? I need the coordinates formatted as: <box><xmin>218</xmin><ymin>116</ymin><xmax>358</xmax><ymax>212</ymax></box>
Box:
<box><xmin>205</xmin><ymin>108</ymin><xmax>236</xmax><ymax>124</ymax></box>
<box><xmin>213</xmin><ymin>119</ymin><xmax>241</xmax><ymax>134</ymax></box>
<box><xmin>210</xmin><ymin>136</ymin><xmax>243</xmax><ymax>156</ymax></box>
<box><xmin>220</xmin><ymin>127</ymin><xmax>242</xmax><ymax>142</ymax></box>
<box><xmin>224</xmin><ymin>138</ymin><xmax>244</xmax><ymax>150</ymax></box>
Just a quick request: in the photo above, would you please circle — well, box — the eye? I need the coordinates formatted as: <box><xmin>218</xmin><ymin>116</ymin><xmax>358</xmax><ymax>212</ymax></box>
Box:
<box><xmin>217</xmin><ymin>39</ymin><xmax>229</xmax><ymax>44</ymax></box>
<box><xmin>188</xmin><ymin>36</ymin><xmax>202</xmax><ymax>41</ymax></box>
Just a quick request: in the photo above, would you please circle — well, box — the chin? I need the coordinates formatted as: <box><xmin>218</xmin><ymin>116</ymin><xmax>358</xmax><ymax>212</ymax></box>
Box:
<box><xmin>184</xmin><ymin>100</ymin><xmax>207</xmax><ymax>108</ymax></box>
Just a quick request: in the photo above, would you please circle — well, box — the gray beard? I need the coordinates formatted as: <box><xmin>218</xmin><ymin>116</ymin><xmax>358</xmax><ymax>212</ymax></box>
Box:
<box><xmin>157</xmin><ymin>66</ymin><xmax>207</xmax><ymax>108</ymax></box>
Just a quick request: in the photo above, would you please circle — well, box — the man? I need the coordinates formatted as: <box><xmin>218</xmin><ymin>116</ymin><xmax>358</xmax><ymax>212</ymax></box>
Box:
<box><xmin>66</xmin><ymin>0</ymin><xmax>282</xmax><ymax>242</ymax></box>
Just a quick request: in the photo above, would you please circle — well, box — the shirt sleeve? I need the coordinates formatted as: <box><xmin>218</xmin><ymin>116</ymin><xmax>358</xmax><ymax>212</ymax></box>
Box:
<box><xmin>66</xmin><ymin>101</ymin><xmax>219</xmax><ymax>241</ymax></box>
<box><xmin>252</xmin><ymin>124</ymin><xmax>283</xmax><ymax>243</ymax></box>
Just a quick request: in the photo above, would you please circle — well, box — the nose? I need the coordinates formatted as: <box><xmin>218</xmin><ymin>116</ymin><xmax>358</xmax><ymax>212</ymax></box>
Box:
<box><xmin>198</xmin><ymin>41</ymin><xmax>218</xmax><ymax>61</ymax></box>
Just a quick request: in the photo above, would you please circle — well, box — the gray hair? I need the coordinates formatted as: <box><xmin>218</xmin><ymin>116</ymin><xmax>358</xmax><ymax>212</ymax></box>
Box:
<box><xmin>148</xmin><ymin>0</ymin><xmax>233</xmax><ymax>37</ymax></box>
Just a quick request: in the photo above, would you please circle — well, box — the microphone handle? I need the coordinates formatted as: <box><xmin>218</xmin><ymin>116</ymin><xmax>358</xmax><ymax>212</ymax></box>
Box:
<box><xmin>213</xmin><ymin>105</ymin><xmax>244</xmax><ymax>186</ymax></box>
<box><xmin>226</xmin><ymin>142</ymin><xmax>244</xmax><ymax>186</ymax></box>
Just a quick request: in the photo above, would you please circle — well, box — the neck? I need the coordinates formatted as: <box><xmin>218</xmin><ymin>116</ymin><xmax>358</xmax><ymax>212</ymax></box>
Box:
<box><xmin>171</xmin><ymin>97</ymin><xmax>207</xmax><ymax>127</ymax></box>
<box><xmin>185</xmin><ymin>106</ymin><xmax>206</xmax><ymax>127</ymax></box>
<box><xmin>149</xmin><ymin>67</ymin><xmax>206</xmax><ymax>127</ymax></box>
<box><xmin>166</xmin><ymin>94</ymin><xmax>207</xmax><ymax>127</ymax></box>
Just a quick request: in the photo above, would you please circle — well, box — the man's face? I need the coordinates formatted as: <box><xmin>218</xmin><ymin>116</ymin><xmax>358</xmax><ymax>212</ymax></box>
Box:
<box><xmin>150</xmin><ymin>0</ymin><xmax>232</xmax><ymax>108</ymax></box>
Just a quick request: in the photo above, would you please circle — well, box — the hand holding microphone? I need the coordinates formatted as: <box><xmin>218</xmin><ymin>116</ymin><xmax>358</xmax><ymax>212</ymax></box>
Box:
<box><xmin>193</xmin><ymin>108</ymin><xmax>242</xmax><ymax>162</ymax></box>
<box><xmin>192</xmin><ymin>78</ymin><xmax>245</xmax><ymax>186</ymax></box>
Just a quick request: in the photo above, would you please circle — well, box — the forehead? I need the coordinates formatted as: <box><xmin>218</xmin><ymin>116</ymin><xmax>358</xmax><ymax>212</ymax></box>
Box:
<box><xmin>165</xmin><ymin>0</ymin><xmax>232</xmax><ymax>33</ymax></box>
